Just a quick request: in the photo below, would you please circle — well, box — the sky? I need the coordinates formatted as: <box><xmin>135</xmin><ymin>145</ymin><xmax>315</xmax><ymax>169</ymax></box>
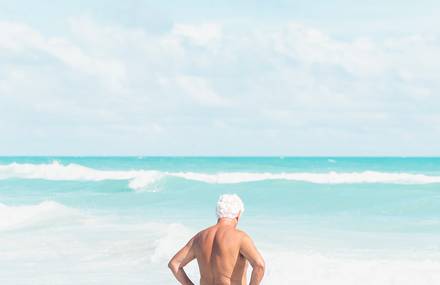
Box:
<box><xmin>0</xmin><ymin>1</ymin><xmax>439</xmax><ymax>156</ymax></box>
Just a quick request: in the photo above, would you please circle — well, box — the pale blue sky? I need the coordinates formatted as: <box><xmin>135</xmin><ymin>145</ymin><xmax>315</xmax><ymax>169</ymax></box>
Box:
<box><xmin>1</xmin><ymin>1</ymin><xmax>439</xmax><ymax>155</ymax></box>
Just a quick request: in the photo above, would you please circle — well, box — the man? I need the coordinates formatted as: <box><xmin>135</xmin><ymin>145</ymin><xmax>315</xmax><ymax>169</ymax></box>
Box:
<box><xmin>168</xmin><ymin>194</ymin><xmax>265</xmax><ymax>285</ymax></box>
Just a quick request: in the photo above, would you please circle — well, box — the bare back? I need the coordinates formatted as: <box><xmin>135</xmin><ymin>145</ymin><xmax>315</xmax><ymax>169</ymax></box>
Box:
<box><xmin>193</xmin><ymin>224</ymin><xmax>248</xmax><ymax>285</ymax></box>
<box><xmin>168</xmin><ymin>219</ymin><xmax>264</xmax><ymax>285</ymax></box>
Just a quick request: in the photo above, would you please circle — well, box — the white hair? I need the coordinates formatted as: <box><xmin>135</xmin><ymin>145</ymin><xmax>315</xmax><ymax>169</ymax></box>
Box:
<box><xmin>216</xmin><ymin>194</ymin><xmax>245</xmax><ymax>219</ymax></box>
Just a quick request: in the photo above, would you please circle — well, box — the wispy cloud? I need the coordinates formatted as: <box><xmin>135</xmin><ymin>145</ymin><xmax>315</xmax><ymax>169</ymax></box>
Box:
<box><xmin>172</xmin><ymin>23</ymin><xmax>222</xmax><ymax>46</ymax></box>
<box><xmin>1</xmin><ymin>12</ymin><xmax>439</xmax><ymax>155</ymax></box>
<box><xmin>174</xmin><ymin>75</ymin><xmax>229</xmax><ymax>107</ymax></box>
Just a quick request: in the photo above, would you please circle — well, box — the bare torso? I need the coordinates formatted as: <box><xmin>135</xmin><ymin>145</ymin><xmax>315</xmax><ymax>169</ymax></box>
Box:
<box><xmin>193</xmin><ymin>222</ymin><xmax>248</xmax><ymax>285</ymax></box>
<box><xmin>168</xmin><ymin>218</ymin><xmax>264</xmax><ymax>285</ymax></box>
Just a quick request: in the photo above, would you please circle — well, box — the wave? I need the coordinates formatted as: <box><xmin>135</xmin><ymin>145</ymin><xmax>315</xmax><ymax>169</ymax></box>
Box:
<box><xmin>0</xmin><ymin>200</ymin><xmax>83</xmax><ymax>231</ymax></box>
<box><xmin>262</xmin><ymin>250</ymin><xmax>440</xmax><ymax>285</ymax></box>
<box><xmin>1</xmin><ymin>161</ymin><xmax>440</xmax><ymax>191</ymax></box>
<box><xmin>0</xmin><ymin>161</ymin><xmax>163</xmax><ymax>191</ymax></box>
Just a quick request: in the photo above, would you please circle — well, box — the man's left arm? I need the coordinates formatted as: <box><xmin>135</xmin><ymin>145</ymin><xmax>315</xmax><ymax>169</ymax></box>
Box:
<box><xmin>168</xmin><ymin>236</ymin><xmax>196</xmax><ymax>285</ymax></box>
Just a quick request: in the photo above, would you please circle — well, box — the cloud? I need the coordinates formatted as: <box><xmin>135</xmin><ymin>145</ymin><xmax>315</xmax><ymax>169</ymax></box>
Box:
<box><xmin>1</xmin><ymin>17</ymin><xmax>440</xmax><ymax>155</ymax></box>
<box><xmin>45</xmin><ymin>38</ymin><xmax>126</xmax><ymax>87</ymax></box>
<box><xmin>174</xmin><ymin>75</ymin><xmax>229</xmax><ymax>107</ymax></box>
<box><xmin>0</xmin><ymin>21</ymin><xmax>43</xmax><ymax>51</ymax></box>
<box><xmin>172</xmin><ymin>23</ymin><xmax>222</xmax><ymax>46</ymax></box>
<box><xmin>0</xmin><ymin>21</ymin><xmax>127</xmax><ymax>94</ymax></box>
<box><xmin>272</xmin><ymin>23</ymin><xmax>388</xmax><ymax>77</ymax></box>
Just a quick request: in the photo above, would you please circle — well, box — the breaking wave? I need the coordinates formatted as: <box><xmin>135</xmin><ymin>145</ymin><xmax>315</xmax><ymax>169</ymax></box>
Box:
<box><xmin>0</xmin><ymin>200</ymin><xmax>83</xmax><ymax>231</ymax></box>
<box><xmin>1</xmin><ymin>161</ymin><xmax>440</xmax><ymax>191</ymax></box>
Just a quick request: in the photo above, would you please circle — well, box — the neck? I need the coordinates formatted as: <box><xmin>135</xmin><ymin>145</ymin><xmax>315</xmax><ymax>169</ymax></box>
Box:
<box><xmin>217</xmin><ymin>218</ymin><xmax>238</xmax><ymax>227</ymax></box>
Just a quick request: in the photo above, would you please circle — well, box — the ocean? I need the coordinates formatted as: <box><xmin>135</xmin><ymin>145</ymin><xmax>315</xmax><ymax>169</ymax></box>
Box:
<box><xmin>1</xmin><ymin>157</ymin><xmax>440</xmax><ymax>284</ymax></box>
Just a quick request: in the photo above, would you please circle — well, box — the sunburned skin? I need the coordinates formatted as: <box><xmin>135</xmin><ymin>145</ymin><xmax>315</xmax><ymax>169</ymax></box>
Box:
<box><xmin>168</xmin><ymin>216</ymin><xmax>265</xmax><ymax>285</ymax></box>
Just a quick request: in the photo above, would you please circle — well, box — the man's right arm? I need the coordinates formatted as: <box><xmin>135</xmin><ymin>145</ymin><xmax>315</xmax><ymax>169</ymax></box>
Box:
<box><xmin>168</xmin><ymin>236</ymin><xmax>196</xmax><ymax>285</ymax></box>
<box><xmin>239</xmin><ymin>233</ymin><xmax>265</xmax><ymax>285</ymax></box>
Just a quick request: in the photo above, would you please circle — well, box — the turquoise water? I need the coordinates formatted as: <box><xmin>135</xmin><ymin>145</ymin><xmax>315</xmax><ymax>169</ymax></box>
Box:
<box><xmin>1</xmin><ymin>157</ymin><xmax>440</xmax><ymax>284</ymax></box>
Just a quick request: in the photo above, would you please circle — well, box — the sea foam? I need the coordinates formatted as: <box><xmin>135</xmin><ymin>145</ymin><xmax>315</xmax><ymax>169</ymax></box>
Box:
<box><xmin>0</xmin><ymin>200</ymin><xmax>82</xmax><ymax>231</ymax></box>
<box><xmin>263</xmin><ymin>250</ymin><xmax>440</xmax><ymax>285</ymax></box>
<box><xmin>0</xmin><ymin>161</ymin><xmax>164</xmax><ymax>191</ymax></box>
<box><xmin>1</xmin><ymin>161</ymin><xmax>440</xmax><ymax>191</ymax></box>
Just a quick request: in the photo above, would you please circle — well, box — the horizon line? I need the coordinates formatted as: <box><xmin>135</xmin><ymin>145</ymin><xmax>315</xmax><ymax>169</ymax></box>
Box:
<box><xmin>1</xmin><ymin>155</ymin><xmax>440</xmax><ymax>158</ymax></box>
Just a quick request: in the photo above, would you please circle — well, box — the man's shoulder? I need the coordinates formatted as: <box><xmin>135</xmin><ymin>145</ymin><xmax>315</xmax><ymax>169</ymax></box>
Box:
<box><xmin>235</xmin><ymin>228</ymin><xmax>249</xmax><ymax>237</ymax></box>
<box><xmin>235</xmin><ymin>229</ymin><xmax>256</xmax><ymax>247</ymax></box>
<box><xmin>196</xmin><ymin>225</ymin><xmax>217</xmax><ymax>236</ymax></box>
<box><xmin>226</xmin><ymin>228</ymin><xmax>249</xmax><ymax>244</ymax></box>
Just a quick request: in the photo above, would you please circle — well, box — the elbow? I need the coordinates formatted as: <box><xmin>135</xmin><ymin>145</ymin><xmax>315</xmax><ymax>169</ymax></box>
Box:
<box><xmin>253</xmin><ymin>259</ymin><xmax>265</xmax><ymax>275</ymax></box>
<box><xmin>168</xmin><ymin>260</ymin><xmax>178</xmax><ymax>273</ymax></box>
<box><xmin>257</xmin><ymin>259</ymin><xmax>266</xmax><ymax>274</ymax></box>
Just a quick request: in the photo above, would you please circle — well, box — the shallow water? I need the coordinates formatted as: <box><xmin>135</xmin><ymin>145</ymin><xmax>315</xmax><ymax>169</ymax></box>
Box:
<box><xmin>1</xmin><ymin>157</ymin><xmax>440</xmax><ymax>284</ymax></box>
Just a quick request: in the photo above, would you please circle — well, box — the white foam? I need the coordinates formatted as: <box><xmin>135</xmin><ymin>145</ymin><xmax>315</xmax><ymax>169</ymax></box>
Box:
<box><xmin>0</xmin><ymin>199</ymin><xmax>439</xmax><ymax>285</ymax></box>
<box><xmin>0</xmin><ymin>161</ymin><xmax>163</xmax><ymax>191</ymax></box>
<box><xmin>0</xmin><ymin>211</ymin><xmax>196</xmax><ymax>284</ymax></box>
<box><xmin>1</xmin><ymin>162</ymin><xmax>440</xmax><ymax>191</ymax></box>
<box><xmin>0</xmin><ymin>200</ymin><xmax>82</xmax><ymax>231</ymax></box>
<box><xmin>263</xmin><ymin>250</ymin><xmax>440</xmax><ymax>285</ymax></box>
<box><xmin>174</xmin><ymin>171</ymin><xmax>440</xmax><ymax>184</ymax></box>
<box><xmin>150</xmin><ymin>223</ymin><xmax>193</xmax><ymax>263</ymax></box>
